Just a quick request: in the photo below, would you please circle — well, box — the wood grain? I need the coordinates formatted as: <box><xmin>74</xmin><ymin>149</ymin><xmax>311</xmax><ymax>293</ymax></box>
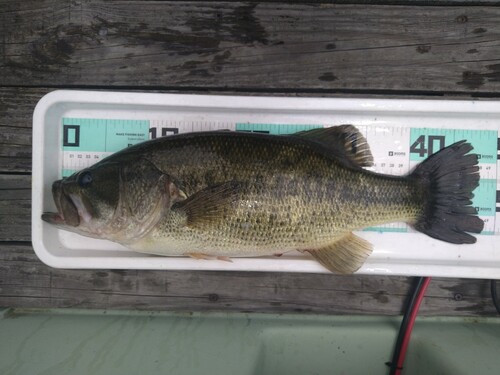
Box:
<box><xmin>1</xmin><ymin>1</ymin><xmax>500</xmax><ymax>93</ymax></box>
<box><xmin>0</xmin><ymin>243</ymin><xmax>497</xmax><ymax>315</ymax></box>
<box><xmin>0</xmin><ymin>175</ymin><xmax>31</xmax><ymax>241</ymax></box>
<box><xmin>0</xmin><ymin>87</ymin><xmax>49</xmax><ymax>172</ymax></box>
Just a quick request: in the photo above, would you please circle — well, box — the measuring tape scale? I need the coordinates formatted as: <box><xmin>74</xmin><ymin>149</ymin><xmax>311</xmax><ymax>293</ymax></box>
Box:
<box><xmin>60</xmin><ymin>118</ymin><xmax>500</xmax><ymax>235</ymax></box>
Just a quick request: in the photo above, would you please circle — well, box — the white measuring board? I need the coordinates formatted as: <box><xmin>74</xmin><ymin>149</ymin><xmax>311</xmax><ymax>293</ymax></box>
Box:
<box><xmin>60</xmin><ymin>118</ymin><xmax>499</xmax><ymax>235</ymax></box>
<box><xmin>31</xmin><ymin>91</ymin><xmax>500</xmax><ymax>277</ymax></box>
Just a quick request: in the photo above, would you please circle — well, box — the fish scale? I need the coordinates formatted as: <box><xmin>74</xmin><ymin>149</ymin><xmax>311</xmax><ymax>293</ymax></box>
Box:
<box><xmin>126</xmin><ymin>131</ymin><xmax>423</xmax><ymax>257</ymax></box>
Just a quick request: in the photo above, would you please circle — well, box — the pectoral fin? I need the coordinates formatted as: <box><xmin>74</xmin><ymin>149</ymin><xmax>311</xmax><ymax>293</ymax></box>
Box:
<box><xmin>172</xmin><ymin>181</ymin><xmax>241</xmax><ymax>228</ymax></box>
<box><xmin>306</xmin><ymin>233</ymin><xmax>373</xmax><ymax>274</ymax></box>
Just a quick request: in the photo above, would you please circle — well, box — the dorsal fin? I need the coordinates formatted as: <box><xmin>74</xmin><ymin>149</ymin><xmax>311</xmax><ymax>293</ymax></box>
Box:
<box><xmin>294</xmin><ymin>125</ymin><xmax>374</xmax><ymax>168</ymax></box>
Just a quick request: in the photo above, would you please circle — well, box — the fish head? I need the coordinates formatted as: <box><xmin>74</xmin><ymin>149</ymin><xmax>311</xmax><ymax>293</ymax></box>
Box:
<box><xmin>42</xmin><ymin>161</ymin><xmax>121</xmax><ymax>238</ymax></box>
<box><xmin>42</xmin><ymin>158</ymin><xmax>177</xmax><ymax>243</ymax></box>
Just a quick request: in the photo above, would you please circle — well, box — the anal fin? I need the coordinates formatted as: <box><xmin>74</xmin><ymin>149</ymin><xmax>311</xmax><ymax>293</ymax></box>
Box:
<box><xmin>185</xmin><ymin>252</ymin><xmax>233</xmax><ymax>262</ymax></box>
<box><xmin>306</xmin><ymin>233</ymin><xmax>373</xmax><ymax>274</ymax></box>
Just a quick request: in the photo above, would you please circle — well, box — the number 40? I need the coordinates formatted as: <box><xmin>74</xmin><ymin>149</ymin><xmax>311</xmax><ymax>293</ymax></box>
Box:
<box><xmin>410</xmin><ymin>135</ymin><xmax>446</xmax><ymax>157</ymax></box>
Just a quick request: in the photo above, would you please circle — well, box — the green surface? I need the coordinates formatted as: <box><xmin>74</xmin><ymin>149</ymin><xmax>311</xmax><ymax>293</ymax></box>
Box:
<box><xmin>1</xmin><ymin>309</ymin><xmax>499</xmax><ymax>375</ymax></box>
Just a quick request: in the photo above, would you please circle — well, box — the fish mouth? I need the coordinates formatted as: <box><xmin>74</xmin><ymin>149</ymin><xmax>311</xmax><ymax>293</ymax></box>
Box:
<box><xmin>42</xmin><ymin>180</ymin><xmax>80</xmax><ymax>227</ymax></box>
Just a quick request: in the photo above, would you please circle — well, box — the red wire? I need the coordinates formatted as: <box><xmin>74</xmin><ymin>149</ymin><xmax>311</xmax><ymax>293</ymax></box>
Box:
<box><xmin>395</xmin><ymin>277</ymin><xmax>432</xmax><ymax>375</ymax></box>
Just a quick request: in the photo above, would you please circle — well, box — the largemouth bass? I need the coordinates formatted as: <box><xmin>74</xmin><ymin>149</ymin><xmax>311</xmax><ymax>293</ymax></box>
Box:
<box><xmin>42</xmin><ymin>126</ymin><xmax>484</xmax><ymax>273</ymax></box>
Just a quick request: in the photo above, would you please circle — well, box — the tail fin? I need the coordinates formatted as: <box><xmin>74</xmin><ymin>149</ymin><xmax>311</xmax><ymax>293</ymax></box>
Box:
<box><xmin>412</xmin><ymin>140</ymin><xmax>484</xmax><ymax>244</ymax></box>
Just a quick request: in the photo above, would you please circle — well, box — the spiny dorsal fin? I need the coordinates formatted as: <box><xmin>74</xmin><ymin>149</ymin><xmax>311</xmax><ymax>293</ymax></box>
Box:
<box><xmin>294</xmin><ymin>125</ymin><xmax>374</xmax><ymax>168</ymax></box>
<box><xmin>306</xmin><ymin>232</ymin><xmax>373</xmax><ymax>274</ymax></box>
<box><xmin>172</xmin><ymin>181</ymin><xmax>241</xmax><ymax>228</ymax></box>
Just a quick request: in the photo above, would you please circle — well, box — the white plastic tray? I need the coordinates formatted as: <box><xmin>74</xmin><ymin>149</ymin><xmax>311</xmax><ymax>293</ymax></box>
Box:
<box><xmin>32</xmin><ymin>90</ymin><xmax>500</xmax><ymax>277</ymax></box>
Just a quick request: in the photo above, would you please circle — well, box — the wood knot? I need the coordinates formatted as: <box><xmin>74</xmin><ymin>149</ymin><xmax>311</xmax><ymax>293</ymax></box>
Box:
<box><xmin>318</xmin><ymin>72</ymin><xmax>337</xmax><ymax>82</ymax></box>
<box><xmin>416</xmin><ymin>45</ymin><xmax>431</xmax><ymax>54</ymax></box>
<box><xmin>455</xmin><ymin>15</ymin><xmax>468</xmax><ymax>24</ymax></box>
<box><xmin>208</xmin><ymin>293</ymin><xmax>219</xmax><ymax>302</ymax></box>
<box><xmin>457</xmin><ymin>71</ymin><xmax>484</xmax><ymax>90</ymax></box>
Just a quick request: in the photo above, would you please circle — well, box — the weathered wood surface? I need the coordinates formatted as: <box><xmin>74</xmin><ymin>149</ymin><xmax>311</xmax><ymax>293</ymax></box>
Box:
<box><xmin>0</xmin><ymin>243</ymin><xmax>498</xmax><ymax>315</ymax></box>
<box><xmin>0</xmin><ymin>175</ymin><xmax>31</xmax><ymax>241</ymax></box>
<box><xmin>1</xmin><ymin>1</ymin><xmax>500</xmax><ymax>93</ymax></box>
<box><xmin>1</xmin><ymin>1</ymin><xmax>500</xmax><ymax>315</ymax></box>
<box><xmin>0</xmin><ymin>88</ymin><xmax>48</xmax><ymax>172</ymax></box>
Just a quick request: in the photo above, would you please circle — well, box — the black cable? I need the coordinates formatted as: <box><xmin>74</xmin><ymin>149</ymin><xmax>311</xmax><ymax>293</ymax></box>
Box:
<box><xmin>490</xmin><ymin>280</ymin><xmax>500</xmax><ymax>315</ymax></box>
<box><xmin>386</xmin><ymin>277</ymin><xmax>425</xmax><ymax>375</ymax></box>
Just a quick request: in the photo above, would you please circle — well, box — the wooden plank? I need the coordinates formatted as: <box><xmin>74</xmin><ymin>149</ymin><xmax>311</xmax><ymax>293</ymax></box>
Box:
<box><xmin>0</xmin><ymin>175</ymin><xmax>31</xmax><ymax>241</ymax></box>
<box><xmin>0</xmin><ymin>243</ymin><xmax>497</xmax><ymax>315</ymax></box>
<box><xmin>0</xmin><ymin>158</ymin><xmax>31</xmax><ymax>173</ymax></box>
<box><xmin>1</xmin><ymin>2</ymin><xmax>500</xmax><ymax>93</ymax></box>
<box><xmin>0</xmin><ymin>174</ymin><xmax>31</xmax><ymax>190</ymax></box>
<box><xmin>0</xmin><ymin>87</ymin><xmax>49</xmax><ymax>128</ymax></box>
<box><xmin>0</xmin><ymin>87</ymin><xmax>49</xmax><ymax>172</ymax></box>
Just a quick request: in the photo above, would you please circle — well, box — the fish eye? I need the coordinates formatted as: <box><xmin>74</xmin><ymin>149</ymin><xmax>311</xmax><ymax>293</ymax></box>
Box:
<box><xmin>78</xmin><ymin>172</ymin><xmax>93</xmax><ymax>188</ymax></box>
